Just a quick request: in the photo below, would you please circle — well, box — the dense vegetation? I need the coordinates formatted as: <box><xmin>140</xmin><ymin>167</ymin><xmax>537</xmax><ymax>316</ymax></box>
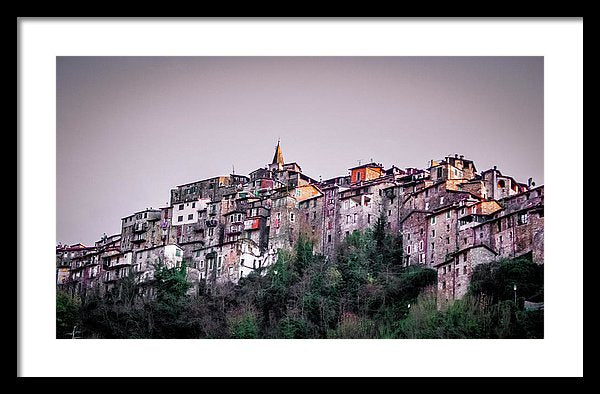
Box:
<box><xmin>57</xmin><ymin>215</ymin><xmax>543</xmax><ymax>339</ymax></box>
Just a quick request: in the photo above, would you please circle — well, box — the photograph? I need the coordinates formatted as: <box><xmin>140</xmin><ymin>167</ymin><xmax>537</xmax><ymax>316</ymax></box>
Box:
<box><xmin>55</xmin><ymin>56</ymin><xmax>545</xmax><ymax>339</ymax></box>
<box><xmin>18</xmin><ymin>18</ymin><xmax>583</xmax><ymax>378</ymax></box>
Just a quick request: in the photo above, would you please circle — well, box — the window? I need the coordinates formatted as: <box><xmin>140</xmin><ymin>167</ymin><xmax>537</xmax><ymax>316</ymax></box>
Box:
<box><xmin>188</xmin><ymin>214</ymin><xmax>194</xmax><ymax>220</ymax></box>
<box><xmin>192</xmin><ymin>202</ymin><xmax>196</xmax><ymax>208</ymax></box>
<box><xmin>463</xmin><ymin>252</ymin><xmax>467</xmax><ymax>262</ymax></box>
<box><xmin>367</xmin><ymin>214</ymin><xmax>371</xmax><ymax>224</ymax></box>
<box><xmin>407</xmin><ymin>245</ymin><xmax>411</xmax><ymax>254</ymax></box>
<box><xmin>356</xmin><ymin>172</ymin><xmax>361</xmax><ymax>182</ymax></box>
<box><xmin>431</xmin><ymin>229</ymin><xmax>436</xmax><ymax>237</ymax></box>
<box><xmin>425</xmin><ymin>202</ymin><xmax>429</xmax><ymax>210</ymax></box>
<box><xmin>388</xmin><ymin>210</ymin><xmax>392</xmax><ymax>216</ymax></box>
<box><xmin>440</xmin><ymin>197</ymin><xmax>445</xmax><ymax>205</ymax></box>
<box><xmin>208</xmin><ymin>228</ymin><xmax>213</xmax><ymax>236</ymax></box>
<box><xmin>419</xmin><ymin>240</ymin><xmax>423</xmax><ymax>251</ymax></box>
<box><xmin>178</xmin><ymin>215</ymin><xmax>183</xmax><ymax>222</ymax></box>
<box><xmin>518</xmin><ymin>213</ymin><xmax>529</xmax><ymax>225</ymax></box>
<box><xmin>446</xmin><ymin>211</ymin><xmax>451</xmax><ymax>219</ymax></box>
<box><xmin>328</xmin><ymin>233</ymin><xmax>332</xmax><ymax>243</ymax></box>
<box><xmin>353</xmin><ymin>213</ymin><xmax>358</xmax><ymax>223</ymax></box>
<box><xmin>431</xmin><ymin>242</ymin><xmax>435</xmax><ymax>250</ymax></box>
<box><xmin>179</xmin><ymin>204</ymin><xmax>184</xmax><ymax>210</ymax></box>
<box><xmin>313</xmin><ymin>212</ymin><xmax>317</xmax><ymax>220</ymax></box>
<box><xmin>446</xmin><ymin>237</ymin><xmax>450</xmax><ymax>244</ymax></box>
<box><xmin>407</xmin><ymin>233</ymin><xmax>411</xmax><ymax>241</ymax></box>
<box><xmin>463</xmin><ymin>266</ymin><xmax>467</xmax><ymax>275</ymax></box>
<box><xmin>431</xmin><ymin>216</ymin><xmax>436</xmax><ymax>225</ymax></box>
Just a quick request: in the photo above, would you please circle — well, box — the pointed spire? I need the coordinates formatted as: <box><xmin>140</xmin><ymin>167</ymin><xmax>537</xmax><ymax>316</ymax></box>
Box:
<box><xmin>272</xmin><ymin>139</ymin><xmax>284</xmax><ymax>166</ymax></box>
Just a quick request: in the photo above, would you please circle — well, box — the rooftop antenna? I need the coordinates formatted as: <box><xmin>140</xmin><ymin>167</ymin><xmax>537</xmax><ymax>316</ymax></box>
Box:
<box><xmin>232</xmin><ymin>164</ymin><xmax>235</xmax><ymax>175</ymax></box>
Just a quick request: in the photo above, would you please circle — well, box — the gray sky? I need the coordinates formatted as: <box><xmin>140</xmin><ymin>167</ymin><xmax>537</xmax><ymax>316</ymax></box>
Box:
<box><xmin>57</xmin><ymin>56</ymin><xmax>543</xmax><ymax>246</ymax></box>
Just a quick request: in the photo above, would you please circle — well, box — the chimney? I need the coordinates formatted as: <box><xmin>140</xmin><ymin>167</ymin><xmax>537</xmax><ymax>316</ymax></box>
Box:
<box><xmin>459</xmin><ymin>155</ymin><xmax>464</xmax><ymax>159</ymax></box>
<box><xmin>455</xmin><ymin>154</ymin><xmax>458</xmax><ymax>158</ymax></box>
<box><xmin>493</xmin><ymin>165</ymin><xmax>497</xmax><ymax>171</ymax></box>
<box><xmin>528</xmin><ymin>177</ymin><xmax>533</xmax><ymax>187</ymax></box>
<box><xmin>492</xmin><ymin>167</ymin><xmax>498</xmax><ymax>200</ymax></box>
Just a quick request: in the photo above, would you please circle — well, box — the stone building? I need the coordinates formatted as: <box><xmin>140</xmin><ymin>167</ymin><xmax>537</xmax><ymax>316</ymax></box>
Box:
<box><xmin>120</xmin><ymin>208</ymin><xmax>162</xmax><ymax>252</ymax></box>
<box><xmin>436</xmin><ymin>244</ymin><xmax>498</xmax><ymax>305</ymax></box>
<box><xmin>319</xmin><ymin>184</ymin><xmax>344</xmax><ymax>259</ymax></box>
<box><xmin>58</xmin><ymin>142</ymin><xmax>543</xmax><ymax>308</ymax></box>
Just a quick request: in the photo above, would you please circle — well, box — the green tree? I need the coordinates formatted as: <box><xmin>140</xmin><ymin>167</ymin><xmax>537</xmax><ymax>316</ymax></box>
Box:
<box><xmin>56</xmin><ymin>291</ymin><xmax>81</xmax><ymax>338</ymax></box>
<box><xmin>469</xmin><ymin>256</ymin><xmax>544</xmax><ymax>305</ymax></box>
<box><xmin>149</xmin><ymin>259</ymin><xmax>192</xmax><ymax>338</ymax></box>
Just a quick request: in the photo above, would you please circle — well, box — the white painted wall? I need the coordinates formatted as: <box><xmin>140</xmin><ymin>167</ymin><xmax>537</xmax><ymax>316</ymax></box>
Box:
<box><xmin>171</xmin><ymin>198</ymin><xmax>210</xmax><ymax>226</ymax></box>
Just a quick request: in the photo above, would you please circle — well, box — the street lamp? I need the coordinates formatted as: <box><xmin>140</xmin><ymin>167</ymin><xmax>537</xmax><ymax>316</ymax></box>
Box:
<box><xmin>513</xmin><ymin>284</ymin><xmax>517</xmax><ymax>305</ymax></box>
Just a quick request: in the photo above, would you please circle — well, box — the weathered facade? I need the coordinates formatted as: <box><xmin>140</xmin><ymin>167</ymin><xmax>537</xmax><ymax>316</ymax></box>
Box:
<box><xmin>58</xmin><ymin>145</ymin><xmax>543</xmax><ymax>307</ymax></box>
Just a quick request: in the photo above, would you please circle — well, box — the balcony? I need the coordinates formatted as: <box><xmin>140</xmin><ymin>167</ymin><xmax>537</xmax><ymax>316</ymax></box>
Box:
<box><xmin>205</xmin><ymin>219</ymin><xmax>218</xmax><ymax>227</ymax></box>
<box><xmin>132</xmin><ymin>233</ymin><xmax>146</xmax><ymax>243</ymax></box>
<box><xmin>227</xmin><ymin>224</ymin><xmax>244</xmax><ymax>235</ymax></box>
<box><xmin>133</xmin><ymin>222</ymin><xmax>148</xmax><ymax>233</ymax></box>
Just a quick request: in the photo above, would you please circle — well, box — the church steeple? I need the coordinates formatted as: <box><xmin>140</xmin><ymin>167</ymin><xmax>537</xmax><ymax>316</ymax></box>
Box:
<box><xmin>272</xmin><ymin>139</ymin><xmax>284</xmax><ymax>166</ymax></box>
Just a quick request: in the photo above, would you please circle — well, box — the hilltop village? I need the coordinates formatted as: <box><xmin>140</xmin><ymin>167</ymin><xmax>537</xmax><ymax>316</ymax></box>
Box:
<box><xmin>57</xmin><ymin>142</ymin><xmax>544</xmax><ymax>305</ymax></box>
